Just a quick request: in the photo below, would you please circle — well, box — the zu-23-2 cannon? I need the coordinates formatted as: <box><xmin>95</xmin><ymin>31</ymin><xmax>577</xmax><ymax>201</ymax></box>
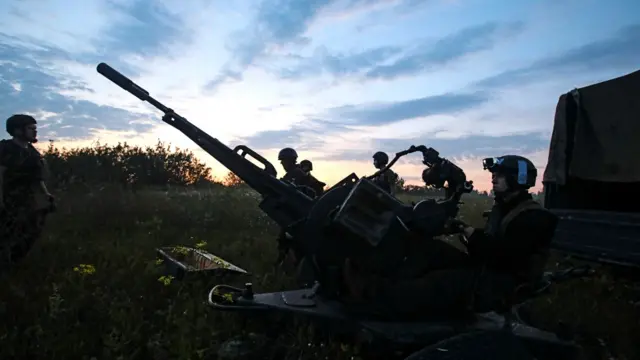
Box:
<box><xmin>97</xmin><ymin>62</ymin><xmax>590</xmax><ymax>360</ymax></box>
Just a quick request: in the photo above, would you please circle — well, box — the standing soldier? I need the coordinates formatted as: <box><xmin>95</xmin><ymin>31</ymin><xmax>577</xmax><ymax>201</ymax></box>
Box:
<box><xmin>1</xmin><ymin>114</ymin><xmax>54</xmax><ymax>270</ymax></box>
<box><xmin>371</xmin><ymin>151</ymin><xmax>398</xmax><ymax>195</ymax></box>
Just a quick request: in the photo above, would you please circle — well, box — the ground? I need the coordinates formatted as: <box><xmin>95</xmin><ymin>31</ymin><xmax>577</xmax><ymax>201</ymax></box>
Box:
<box><xmin>0</xmin><ymin>186</ymin><xmax>638</xmax><ymax>360</ymax></box>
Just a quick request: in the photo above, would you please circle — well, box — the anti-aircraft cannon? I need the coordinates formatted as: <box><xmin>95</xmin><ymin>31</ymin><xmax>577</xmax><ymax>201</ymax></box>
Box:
<box><xmin>96</xmin><ymin>62</ymin><xmax>474</xmax><ymax>286</ymax></box>
<box><xmin>96</xmin><ymin>63</ymin><xmax>590</xmax><ymax>360</ymax></box>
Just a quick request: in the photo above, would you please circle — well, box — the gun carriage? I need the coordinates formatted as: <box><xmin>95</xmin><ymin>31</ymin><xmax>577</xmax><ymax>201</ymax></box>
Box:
<box><xmin>97</xmin><ymin>62</ymin><xmax>593</xmax><ymax>360</ymax></box>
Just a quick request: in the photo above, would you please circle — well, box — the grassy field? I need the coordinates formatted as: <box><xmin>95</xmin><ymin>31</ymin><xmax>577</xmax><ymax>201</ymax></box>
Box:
<box><xmin>1</xmin><ymin>185</ymin><xmax>638</xmax><ymax>360</ymax></box>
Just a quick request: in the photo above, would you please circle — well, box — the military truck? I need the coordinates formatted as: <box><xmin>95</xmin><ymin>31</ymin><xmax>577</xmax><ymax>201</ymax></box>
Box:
<box><xmin>542</xmin><ymin>69</ymin><xmax>640</xmax><ymax>270</ymax></box>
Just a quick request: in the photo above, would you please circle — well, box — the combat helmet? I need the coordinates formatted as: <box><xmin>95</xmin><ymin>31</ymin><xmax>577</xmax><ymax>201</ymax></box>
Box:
<box><xmin>6</xmin><ymin>114</ymin><xmax>37</xmax><ymax>136</ymax></box>
<box><xmin>372</xmin><ymin>151</ymin><xmax>389</xmax><ymax>165</ymax></box>
<box><xmin>300</xmin><ymin>159</ymin><xmax>313</xmax><ymax>171</ymax></box>
<box><xmin>278</xmin><ymin>147</ymin><xmax>298</xmax><ymax>161</ymax></box>
<box><xmin>483</xmin><ymin>155</ymin><xmax>537</xmax><ymax>190</ymax></box>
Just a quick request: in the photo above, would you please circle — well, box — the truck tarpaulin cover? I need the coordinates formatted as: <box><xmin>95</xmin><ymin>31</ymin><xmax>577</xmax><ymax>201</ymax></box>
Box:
<box><xmin>543</xmin><ymin>69</ymin><xmax>640</xmax><ymax>185</ymax></box>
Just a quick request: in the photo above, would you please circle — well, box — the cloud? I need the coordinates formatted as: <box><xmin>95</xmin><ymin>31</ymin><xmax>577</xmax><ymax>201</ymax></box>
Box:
<box><xmin>203</xmin><ymin>0</ymin><xmax>430</xmax><ymax>90</ymax></box>
<box><xmin>1</xmin><ymin>0</ymin><xmax>191</xmax><ymax>78</ymax></box>
<box><xmin>365</xmin><ymin>21</ymin><xmax>524</xmax><ymax>80</ymax></box>
<box><xmin>230</xmin><ymin>119</ymin><xmax>351</xmax><ymax>151</ymax></box>
<box><xmin>230</xmin><ymin>80</ymin><xmax>553</xmax><ymax>161</ymax></box>
<box><xmin>327</xmin><ymin>91</ymin><xmax>489</xmax><ymax>125</ymax></box>
<box><xmin>0</xmin><ymin>0</ymin><xmax>193</xmax><ymax>140</ymax></box>
<box><xmin>0</xmin><ymin>41</ymin><xmax>154</xmax><ymax>140</ymax></box>
<box><xmin>276</xmin><ymin>45</ymin><xmax>402</xmax><ymax>80</ymax></box>
<box><xmin>270</xmin><ymin>21</ymin><xmax>524</xmax><ymax>81</ymax></box>
<box><xmin>474</xmin><ymin>24</ymin><xmax>640</xmax><ymax>89</ymax></box>
<box><xmin>204</xmin><ymin>0</ymin><xmax>345</xmax><ymax>90</ymax></box>
<box><xmin>314</xmin><ymin>132</ymin><xmax>550</xmax><ymax>163</ymax></box>
<box><xmin>100</xmin><ymin>1</ymin><xmax>192</xmax><ymax>59</ymax></box>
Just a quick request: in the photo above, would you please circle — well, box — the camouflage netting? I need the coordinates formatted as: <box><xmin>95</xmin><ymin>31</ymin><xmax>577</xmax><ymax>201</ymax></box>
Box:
<box><xmin>543</xmin><ymin>69</ymin><xmax>640</xmax><ymax>185</ymax></box>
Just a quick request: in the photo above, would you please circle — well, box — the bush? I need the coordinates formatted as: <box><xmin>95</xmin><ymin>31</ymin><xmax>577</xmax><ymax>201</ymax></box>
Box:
<box><xmin>42</xmin><ymin>140</ymin><xmax>217</xmax><ymax>190</ymax></box>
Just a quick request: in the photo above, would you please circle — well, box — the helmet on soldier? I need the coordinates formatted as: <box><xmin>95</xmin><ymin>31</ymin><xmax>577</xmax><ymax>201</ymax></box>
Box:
<box><xmin>278</xmin><ymin>147</ymin><xmax>298</xmax><ymax>161</ymax></box>
<box><xmin>372</xmin><ymin>151</ymin><xmax>389</xmax><ymax>168</ymax></box>
<box><xmin>483</xmin><ymin>155</ymin><xmax>537</xmax><ymax>191</ymax></box>
<box><xmin>6</xmin><ymin>114</ymin><xmax>37</xmax><ymax>138</ymax></box>
<box><xmin>300</xmin><ymin>159</ymin><xmax>312</xmax><ymax>172</ymax></box>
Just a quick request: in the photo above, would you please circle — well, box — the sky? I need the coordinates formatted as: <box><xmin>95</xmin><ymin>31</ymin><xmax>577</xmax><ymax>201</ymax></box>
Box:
<box><xmin>1</xmin><ymin>0</ymin><xmax>639</xmax><ymax>192</ymax></box>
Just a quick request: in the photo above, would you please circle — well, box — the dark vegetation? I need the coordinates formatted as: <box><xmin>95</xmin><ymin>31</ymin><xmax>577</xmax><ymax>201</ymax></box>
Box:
<box><xmin>0</xmin><ymin>142</ymin><xmax>638</xmax><ymax>359</ymax></box>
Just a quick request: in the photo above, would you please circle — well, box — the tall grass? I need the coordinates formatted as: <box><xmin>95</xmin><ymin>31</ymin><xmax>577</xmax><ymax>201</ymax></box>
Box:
<box><xmin>0</xmin><ymin>142</ymin><xmax>636</xmax><ymax>359</ymax></box>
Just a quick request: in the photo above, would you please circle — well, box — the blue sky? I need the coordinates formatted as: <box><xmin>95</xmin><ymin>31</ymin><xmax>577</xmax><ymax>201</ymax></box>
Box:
<box><xmin>1</xmin><ymin>0</ymin><xmax>639</xmax><ymax>191</ymax></box>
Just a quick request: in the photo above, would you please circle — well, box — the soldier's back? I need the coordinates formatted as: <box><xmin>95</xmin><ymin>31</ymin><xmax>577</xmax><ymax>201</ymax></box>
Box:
<box><xmin>307</xmin><ymin>173</ymin><xmax>326</xmax><ymax>196</ymax></box>
<box><xmin>372</xmin><ymin>168</ymin><xmax>397</xmax><ymax>193</ymax></box>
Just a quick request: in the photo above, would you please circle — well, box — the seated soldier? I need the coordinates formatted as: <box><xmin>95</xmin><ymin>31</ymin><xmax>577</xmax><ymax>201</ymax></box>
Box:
<box><xmin>275</xmin><ymin>148</ymin><xmax>317</xmax><ymax>269</ymax></box>
<box><xmin>1</xmin><ymin>114</ymin><xmax>54</xmax><ymax>268</ymax></box>
<box><xmin>341</xmin><ymin>155</ymin><xmax>558</xmax><ymax>319</ymax></box>
<box><xmin>299</xmin><ymin>160</ymin><xmax>326</xmax><ymax>197</ymax></box>
<box><xmin>371</xmin><ymin>151</ymin><xmax>398</xmax><ymax>195</ymax></box>
<box><xmin>278</xmin><ymin>148</ymin><xmax>303</xmax><ymax>183</ymax></box>
<box><xmin>299</xmin><ymin>160</ymin><xmax>312</xmax><ymax>175</ymax></box>
<box><xmin>278</xmin><ymin>148</ymin><xmax>322</xmax><ymax>199</ymax></box>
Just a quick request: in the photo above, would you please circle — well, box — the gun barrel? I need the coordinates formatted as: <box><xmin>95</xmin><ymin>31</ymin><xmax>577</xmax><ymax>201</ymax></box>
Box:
<box><xmin>96</xmin><ymin>62</ymin><xmax>314</xmax><ymax>227</ymax></box>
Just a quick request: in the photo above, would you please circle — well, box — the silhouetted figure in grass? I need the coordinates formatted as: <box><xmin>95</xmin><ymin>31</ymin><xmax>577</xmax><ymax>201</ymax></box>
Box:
<box><xmin>0</xmin><ymin>114</ymin><xmax>55</xmax><ymax>270</ymax></box>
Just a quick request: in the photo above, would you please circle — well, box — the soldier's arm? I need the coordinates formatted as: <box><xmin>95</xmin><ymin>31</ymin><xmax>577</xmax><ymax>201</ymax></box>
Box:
<box><xmin>465</xmin><ymin>227</ymin><xmax>500</xmax><ymax>261</ymax></box>
<box><xmin>37</xmin><ymin>158</ymin><xmax>52</xmax><ymax>197</ymax></box>
<box><xmin>39</xmin><ymin>181</ymin><xmax>52</xmax><ymax>197</ymax></box>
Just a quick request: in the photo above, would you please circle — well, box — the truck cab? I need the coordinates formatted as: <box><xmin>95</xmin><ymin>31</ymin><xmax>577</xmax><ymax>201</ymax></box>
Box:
<box><xmin>542</xmin><ymin>69</ymin><xmax>640</xmax><ymax>270</ymax></box>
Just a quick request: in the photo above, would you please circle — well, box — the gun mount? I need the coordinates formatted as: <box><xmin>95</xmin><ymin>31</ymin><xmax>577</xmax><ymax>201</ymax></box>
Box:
<box><xmin>294</xmin><ymin>146</ymin><xmax>475</xmax><ymax>296</ymax></box>
<box><xmin>96</xmin><ymin>63</ymin><xmax>474</xmax><ymax>296</ymax></box>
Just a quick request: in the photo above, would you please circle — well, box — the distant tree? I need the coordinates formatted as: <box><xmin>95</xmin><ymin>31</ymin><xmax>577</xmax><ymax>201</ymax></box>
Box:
<box><xmin>41</xmin><ymin>140</ymin><xmax>214</xmax><ymax>190</ymax></box>
<box><xmin>394</xmin><ymin>176</ymin><xmax>406</xmax><ymax>193</ymax></box>
<box><xmin>223</xmin><ymin>172</ymin><xmax>244</xmax><ymax>187</ymax></box>
<box><xmin>403</xmin><ymin>184</ymin><xmax>424</xmax><ymax>194</ymax></box>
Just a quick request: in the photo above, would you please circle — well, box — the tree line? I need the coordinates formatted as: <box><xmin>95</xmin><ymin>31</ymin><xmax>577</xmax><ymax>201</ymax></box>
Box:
<box><xmin>39</xmin><ymin>141</ymin><xmax>540</xmax><ymax>198</ymax></box>
<box><xmin>41</xmin><ymin>140</ymin><xmax>216</xmax><ymax>191</ymax></box>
